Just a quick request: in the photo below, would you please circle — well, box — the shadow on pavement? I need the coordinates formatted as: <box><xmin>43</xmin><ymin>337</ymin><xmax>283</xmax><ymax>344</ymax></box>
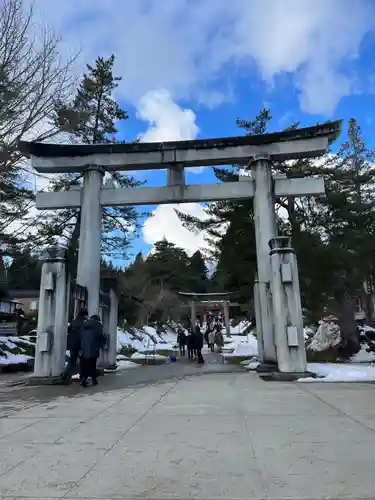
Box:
<box><xmin>0</xmin><ymin>351</ymin><xmax>244</xmax><ymax>409</ymax></box>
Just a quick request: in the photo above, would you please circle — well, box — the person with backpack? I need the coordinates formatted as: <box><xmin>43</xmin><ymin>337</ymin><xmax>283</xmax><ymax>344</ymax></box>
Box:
<box><xmin>79</xmin><ymin>314</ymin><xmax>105</xmax><ymax>387</ymax></box>
<box><xmin>63</xmin><ymin>308</ymin><xmax>87</xmax><ymax>383</ymax></box>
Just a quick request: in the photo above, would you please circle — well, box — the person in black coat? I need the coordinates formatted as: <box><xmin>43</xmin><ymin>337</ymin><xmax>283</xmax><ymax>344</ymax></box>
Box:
<box><xmin>194</xmin><ymin>323</ymin><xmax>204</xmax><ymax>363</ymax></box>
<box><xmin>186</xmin><ymin>328</ymin><xmax>195</xmax><ymax>360</ymax></box>
<box><xmin>177</xmin><ymin>329</ymin><xmax>187</xmax><ymax>356</ymax></box>
<box><xmin>15</xmin><ymin>306</ymin><xmax>25</xmax><ymax>336</ymax></box>
<box><xmin>79</xmin><ymin>314</ymin><xmax>104</xmax><ymax>387</ymax></box>
<box><xmin>63</xmin><ymin>308</ymin><xmax>87</xmax><ymax>382</ymax></box>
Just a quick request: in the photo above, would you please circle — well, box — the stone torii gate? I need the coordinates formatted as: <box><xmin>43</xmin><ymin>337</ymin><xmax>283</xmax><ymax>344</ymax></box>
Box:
<box><xmin>21</xmin><ymin>120</ymin><xmax>340</xmax><ymax>379</ymax></box>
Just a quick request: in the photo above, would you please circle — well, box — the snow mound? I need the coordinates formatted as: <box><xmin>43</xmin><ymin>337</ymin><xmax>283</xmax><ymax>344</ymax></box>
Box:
<box><xmin>117</xmin><ymin>325</ymin><xmax>178</xmax><ymax>353</ymax></box>
<box><xmin>0</xmin><ymin>335</ymin><xmax>35</xmax><ymax>368</ymax></box>
<box><xmin>116</xmin><ymin>359</ymin><xmax>141</xmax><ymax>370</ymax></box>
<box><xmin>222</xmin><ymin>334</ymin><xmax>258</xmax><ymax>357</ymax></box>
<box><xmin>350</xmin><ymin>345</ymin><xmax>375</xmax><ymax>363</ymax></box>
<box><xmin>229</xmin><ymin>320</ymin><xmax>252</xmax><ymax>336</ymax></box>
<box><xmin>244</xmin><ymin>360</ymin><xmax>260</xmax><ymax>371</ymax></box>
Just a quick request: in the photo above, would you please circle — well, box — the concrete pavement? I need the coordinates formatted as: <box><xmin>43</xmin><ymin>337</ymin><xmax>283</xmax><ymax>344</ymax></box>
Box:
<box><xmin>1</xmin><ymin>369</ymin><xmax>375</xmax><ymax>499</ymax></box>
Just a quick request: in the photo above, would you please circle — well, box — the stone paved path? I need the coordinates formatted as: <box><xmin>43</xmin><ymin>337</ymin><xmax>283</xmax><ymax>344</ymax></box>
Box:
<box><xmin>1</xmin><ymin>357</ymin><xmax>375</xmax><ymax>499</ymax></box>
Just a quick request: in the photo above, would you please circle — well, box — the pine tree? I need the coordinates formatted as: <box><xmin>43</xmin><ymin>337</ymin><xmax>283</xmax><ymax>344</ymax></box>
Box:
<box><xmin>188</xmin><ymin>250</ymin><xmax>208</xmax><ymax>293</ymax></box>
<box><xmin>310</xmin><ymin>119</ymin><xmax>375</xmax><ymax>346</ymax></box>
<box><xmin>55</xmin><ymin>55</ymin><xmax>127</xmax><ymax>144</ymax></box>
<box><xmin>146</xmin><ymin>239</ymin><xmax>191</xmax><ymax>292</ymax></box>
<box><xmin>34</xmin><ymin>55</ymin><xmax>142</xmax><ymax>266</ymax></box>
<box><xmin>6</xmin><ymin>248</ymin><xmax>41</xmax><ymax>290</ymax></box>
<box><xmin>176</xmin><ymin>109</ymin><xmax>272</xmax><ymax>302</ymax></box>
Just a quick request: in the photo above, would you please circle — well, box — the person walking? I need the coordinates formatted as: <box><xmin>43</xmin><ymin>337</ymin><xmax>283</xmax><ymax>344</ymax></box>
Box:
<box><xmin>177</xmin><ymin>329</ymin><xmax>187</xmax><ymax>356</ymax></box>
<box><xmin>63</xmin><ymin>308</ymin><xmax>87</xmax><ymax>383</ymax></box>
<box><xmin>194</xmin><ymin>323</ymin><xmax>204</xmax><ymax>364</ymax></box>
<box><xmin>204</xmin><ymin>323</ymin><xmax>209</xmax><ymax>347</ymax></box>
<box><xmin>186</xmin><ymin>328</ymin><xmax>195</xmax><ymax>361</ymax></box>
<box><xmin>79</xmin><ymin>314</ymin><xmax>104</xmax><ymax>387</ymax></box>
<box><xmin>208</xmin><ymin>329</ymin><xmax>216</xmax><ymax>352</ymax></box>
<box><xmin>214</xmin><ymin>323</ymin><xmax>224</xmax><ymax>353</ymax></box>
<box><xmin>15</xmin><ymin>305</ymin><xmax>25</xmax><ymax>336</ymax></box>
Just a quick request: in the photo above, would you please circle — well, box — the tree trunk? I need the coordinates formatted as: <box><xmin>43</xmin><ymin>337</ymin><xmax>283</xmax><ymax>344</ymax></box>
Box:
<box><xmin>365</xmin><ymin>292</ymin><xmax>374</xmax><ymax>326</ymax></box>
<box><xmin>288</xmin><ymin>198</ymin><xmax>298</xmax><ymax>234</ymax></box>
<box><xmin>333</xmin><ymin>274</ymin><xmax>360</xmax><ymax>358</ymax></box>
<box><xmin>363</xmin><ymin>277</ymin><xmax>374</xmax><ymax>326</ymax></box>
<box><xmin>65</xmin><ymin>213</ymin><xmax>81</xmax><ymax>280</ymax></box>
<box><xmin>0</xmin><ymin>255</ymin><xmax>8</xmax><ymax>298</ymax></box>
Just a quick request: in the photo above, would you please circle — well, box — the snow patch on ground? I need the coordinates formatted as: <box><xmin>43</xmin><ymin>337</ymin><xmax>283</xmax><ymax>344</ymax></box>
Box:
<box><xmin>359</xmin><ymin>325</ymin><xmax>375</xmax><ymax>337</ymax></box>
<box><xmin>299</xmin><ymin>363</ymin><xmax>375</xmax><ymax>383</ymax></box>
<box><xmin>350</xmin><ymin>345</ymin><xmax>375</xmax><ymax>363</ymax></box>
<box><xmin>228</xmin><ymin>320</ymin><xmax>252</xmax><ymax>335</ymax></box>
<box><xmin>244</xmin><ymin>360</ymin><xmax>260</xmax><ymax>371</ymax></box>
<box><xmin>0</xmin><ymin>353</ymin><xmax>33</xmax><ymax>366</ymax></box>
<box><xmin>116</xmin><ymin>359</ymin><xmax>141</xmax><ymax>370</ymax></box>
<box><xmin>222</xmin><ymin>334</ymin><xmax>258</xmax><ymax>357</ymax></box>
<box><xmin>131</xmin><ymin>352</ymin><xmax>169</xmax><ymax>361</ymax></box>
<box><xmin>0</xmin><ymin>335</ymin><xmax>35</xmax><ymax>367</ymax></box>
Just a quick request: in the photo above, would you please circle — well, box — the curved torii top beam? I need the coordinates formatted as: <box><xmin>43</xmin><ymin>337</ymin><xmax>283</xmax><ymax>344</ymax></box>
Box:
<box><xmin>19</xmin><ymin>121</ymin><xmax>341</xmax><ymax>173</ymax></box>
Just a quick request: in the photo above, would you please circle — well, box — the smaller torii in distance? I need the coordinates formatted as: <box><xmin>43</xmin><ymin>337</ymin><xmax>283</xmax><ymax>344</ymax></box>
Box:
<box><xmin>178</xmin><ymin>291</ymin><xmax>238</xmax><ymax>335</ymax></box>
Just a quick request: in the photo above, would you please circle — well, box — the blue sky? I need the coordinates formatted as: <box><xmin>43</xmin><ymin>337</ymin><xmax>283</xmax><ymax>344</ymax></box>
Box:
<box><xmin>27</xmin><ymin>0</ymin><xmax>375</xmax><ymax>265</ymax></box>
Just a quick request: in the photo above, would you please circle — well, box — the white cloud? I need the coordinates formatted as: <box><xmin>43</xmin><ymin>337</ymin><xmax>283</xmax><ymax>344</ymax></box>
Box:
<box><xmin>143</xmin><ymin>203</ymin><xmax>209</xmax><ymax>256</ymax></box>
<box><xmin>27</xmin><ymin>0</ymin><xmax>375</xmax><ymax>115</ymax></box>
<box><xmin>138</xmin><ymin>89</ymin><xmax>199</xmax><ymax>143</ymax></box>
<box><xmin>137</xmin><ymin>89</ymin><xmax>203</xmax><ymax>174</ymax></box>
<box><xmin>138</xmin><ymin>92</ymin><xmax>206</xmax><ymax>254</ymax></box>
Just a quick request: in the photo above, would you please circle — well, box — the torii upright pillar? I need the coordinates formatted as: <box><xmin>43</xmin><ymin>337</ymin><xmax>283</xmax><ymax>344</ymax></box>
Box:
<box><xmin>251</xmin><ymin>154</ymin><xmax>278</xmax><ymax>368</ymax></box>
<box><xmin>76</xmin><ymin>165</ymin><xmax>104</xmax><ymax>317</ymax></box>
<box><xmin>223</xmin><ymin>301</ymin><xmax>231</xmax><ymax>336</ymax></box>
<box><xmin>190</xmin><ymin>301</ymin><xmax>197</xmax><ymax>328</ymax></box>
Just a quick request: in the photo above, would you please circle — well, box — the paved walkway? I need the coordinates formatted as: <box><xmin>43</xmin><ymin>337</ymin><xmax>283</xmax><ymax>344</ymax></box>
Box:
<box><xmin>1</xmin><ymin>363</ymin><xmax>375</xmax><ymax>499</ymax></box>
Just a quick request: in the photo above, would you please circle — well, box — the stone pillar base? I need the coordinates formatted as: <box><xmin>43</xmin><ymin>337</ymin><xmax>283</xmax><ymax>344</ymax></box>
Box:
<box><xmin>258</xmin><ymin>371</ymin><xmax>316</xmax><ymax>382</ymax></box>
<box><xmin>256</xmin><ymin>361</ymin><xmax>279</xmax><ymax>373</ymax></box>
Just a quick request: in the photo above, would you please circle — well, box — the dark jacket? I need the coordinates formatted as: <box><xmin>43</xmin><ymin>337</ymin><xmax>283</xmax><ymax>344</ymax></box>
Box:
<box><xmin>80</xmin><ymin>318</ymin><xmax>104</xmax><ymax>359</ymax></box>
<box><xmin>177</xmin><ymin>331</ymin><xmax>186</xmax><ymax>346</ymax></box>
<box><xmin>194</xmin><ymin>329</ymin><xmax>204</xmax><ymax>349</ymax></box>
<box><xmin>67</xmin><ymin>316</ymin><xmax>85</xmax><ymax>352</ymax></box>
<box><xmin>186</xmin><ymin>332</ymin><xmax>195</xmax><ymax>349</ymax></box>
